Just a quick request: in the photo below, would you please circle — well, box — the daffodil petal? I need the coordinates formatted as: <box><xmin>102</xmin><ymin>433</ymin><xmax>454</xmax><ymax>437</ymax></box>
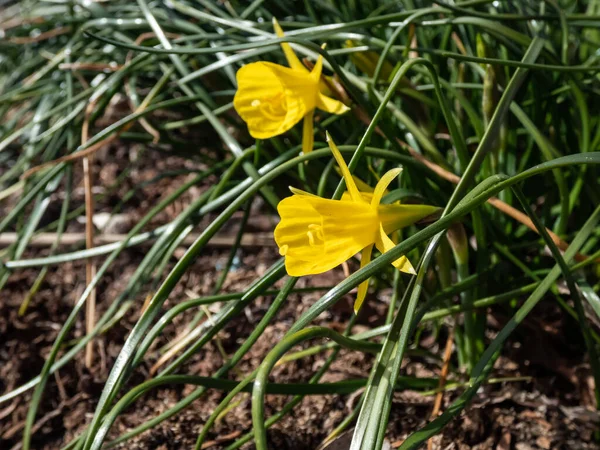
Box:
<box><xmin>319</xmin><ymin>76</ymin><xmax>336</xmax><ymax>97</ymax></box>
<box><xmin>352</xmin><ymin>174</ymin><xmax>375</xmax><ymax>193</ymax></box>
<box><xmin>272</xmin><ymin>17</ymin><xmax>305</xmax><ymax>72</ymax></box>
<box><xmin>375</xmin><ymin>224</ymin><xmax>416</xmax><ymax>274</ymax></box>
<box><xmin>302</xmin><ymin>110</ymin><xmax>315</xmax><ymax>154</ymax></box>
<box><xmin>325</xmin><ymin>132</ymin><xmax>364</xmax><ymax>203</ymax></box>
<box><xmin>289</xmin><ymin>186</ymin><xmax>317</xmax><ymax>197</ymax></box>
<box><xmin>371</xmin><ymin>168</ymin><xmax>402</xmax><ymax>208</ymax></box>
<box><xmin>355</xmin><ymin>243</ymin><xmax>373</xmax><ymax>313</ymax></box>
<box><xmin>233</xmin><ymin>62</ymin><xmax>316</xmax><ymax>139</ymax></box>
<box><xmin>335</xmin><ymin>169</ymin><xmax>374</xmax><ymax>193</ymax></box>
<box><xmin>310</xmin><ymin>54</ymin><xmax>323</xmax><ymax>81</ymax></box>
<box><xmin>317</xmin><ymin>93</ymin><xmax>350</xmax><ymax>115</ymax></box>
<box><xmin>341</xmin><ymin>191</ymin><xmax>374</xmax><ymax>203</ymax></box>
<box><xmin>378</xmin><ymin>203</ymin><xmax>440</xmax><ymax>235</ymax></box>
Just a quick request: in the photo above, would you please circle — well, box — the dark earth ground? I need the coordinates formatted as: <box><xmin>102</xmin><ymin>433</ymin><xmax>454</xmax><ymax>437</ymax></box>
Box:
<box><xmin>1</xmin><ymin>144</ymin><xmax>599</xmax><ymax>450</ymax></box>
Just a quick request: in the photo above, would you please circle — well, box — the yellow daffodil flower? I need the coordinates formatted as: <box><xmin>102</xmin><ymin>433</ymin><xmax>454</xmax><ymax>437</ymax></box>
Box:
<box><xmin>233</xmin><ymin>19</ymin><xmax>349</xmax><ymax>154</ymax></box>
<box><xmin>274</xmin><ymin>133</ymin><xmax>439</xmax><ymax>312</ymax></box>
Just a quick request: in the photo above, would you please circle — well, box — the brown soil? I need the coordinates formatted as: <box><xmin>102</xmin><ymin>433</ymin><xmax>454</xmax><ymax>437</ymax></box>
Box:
<box><xmin>1</xmin><ymin>145</ymin><xmax>599</xmax><ymax>450</ymax></box>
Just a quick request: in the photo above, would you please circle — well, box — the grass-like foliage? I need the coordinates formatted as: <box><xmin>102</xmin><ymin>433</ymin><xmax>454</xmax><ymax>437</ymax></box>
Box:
<box><xmin>1</xmin><ymin>0</ymin><xmax>600</xmax><ymax>449</ymax></box>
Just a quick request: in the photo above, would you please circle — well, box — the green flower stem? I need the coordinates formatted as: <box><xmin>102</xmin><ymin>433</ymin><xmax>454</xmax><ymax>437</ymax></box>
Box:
<box><xmin>445</xmin><ymin>223</ymin><xmax>471</xmax><ymax>369</ymax></box>
<box><xmin>386</xmin><ymin>268</ymin><xmax>403</xmax><ymax>325</ymax></box>
<box><xmin>566</xmin><ymin>82</ymin><xmax>591</xmax><ymax>213</ymax></box>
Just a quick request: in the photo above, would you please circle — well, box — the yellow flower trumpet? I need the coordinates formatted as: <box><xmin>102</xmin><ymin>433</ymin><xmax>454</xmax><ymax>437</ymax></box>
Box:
<box><xmin>233</xmin><ymin>19</ymin><xmax>349</xmax><ymax>154</ymax></box>
<box><xmin>274</xmin><ymin>133</ymin><xmax>439</xmax><ymax>312</ymax></box>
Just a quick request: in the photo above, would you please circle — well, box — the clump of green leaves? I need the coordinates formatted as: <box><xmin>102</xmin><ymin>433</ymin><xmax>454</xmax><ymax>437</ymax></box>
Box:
<box><xmin>1</xmin><ymin>1</ymin><xmax>600</xmax><ymax>449</ymax></box>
